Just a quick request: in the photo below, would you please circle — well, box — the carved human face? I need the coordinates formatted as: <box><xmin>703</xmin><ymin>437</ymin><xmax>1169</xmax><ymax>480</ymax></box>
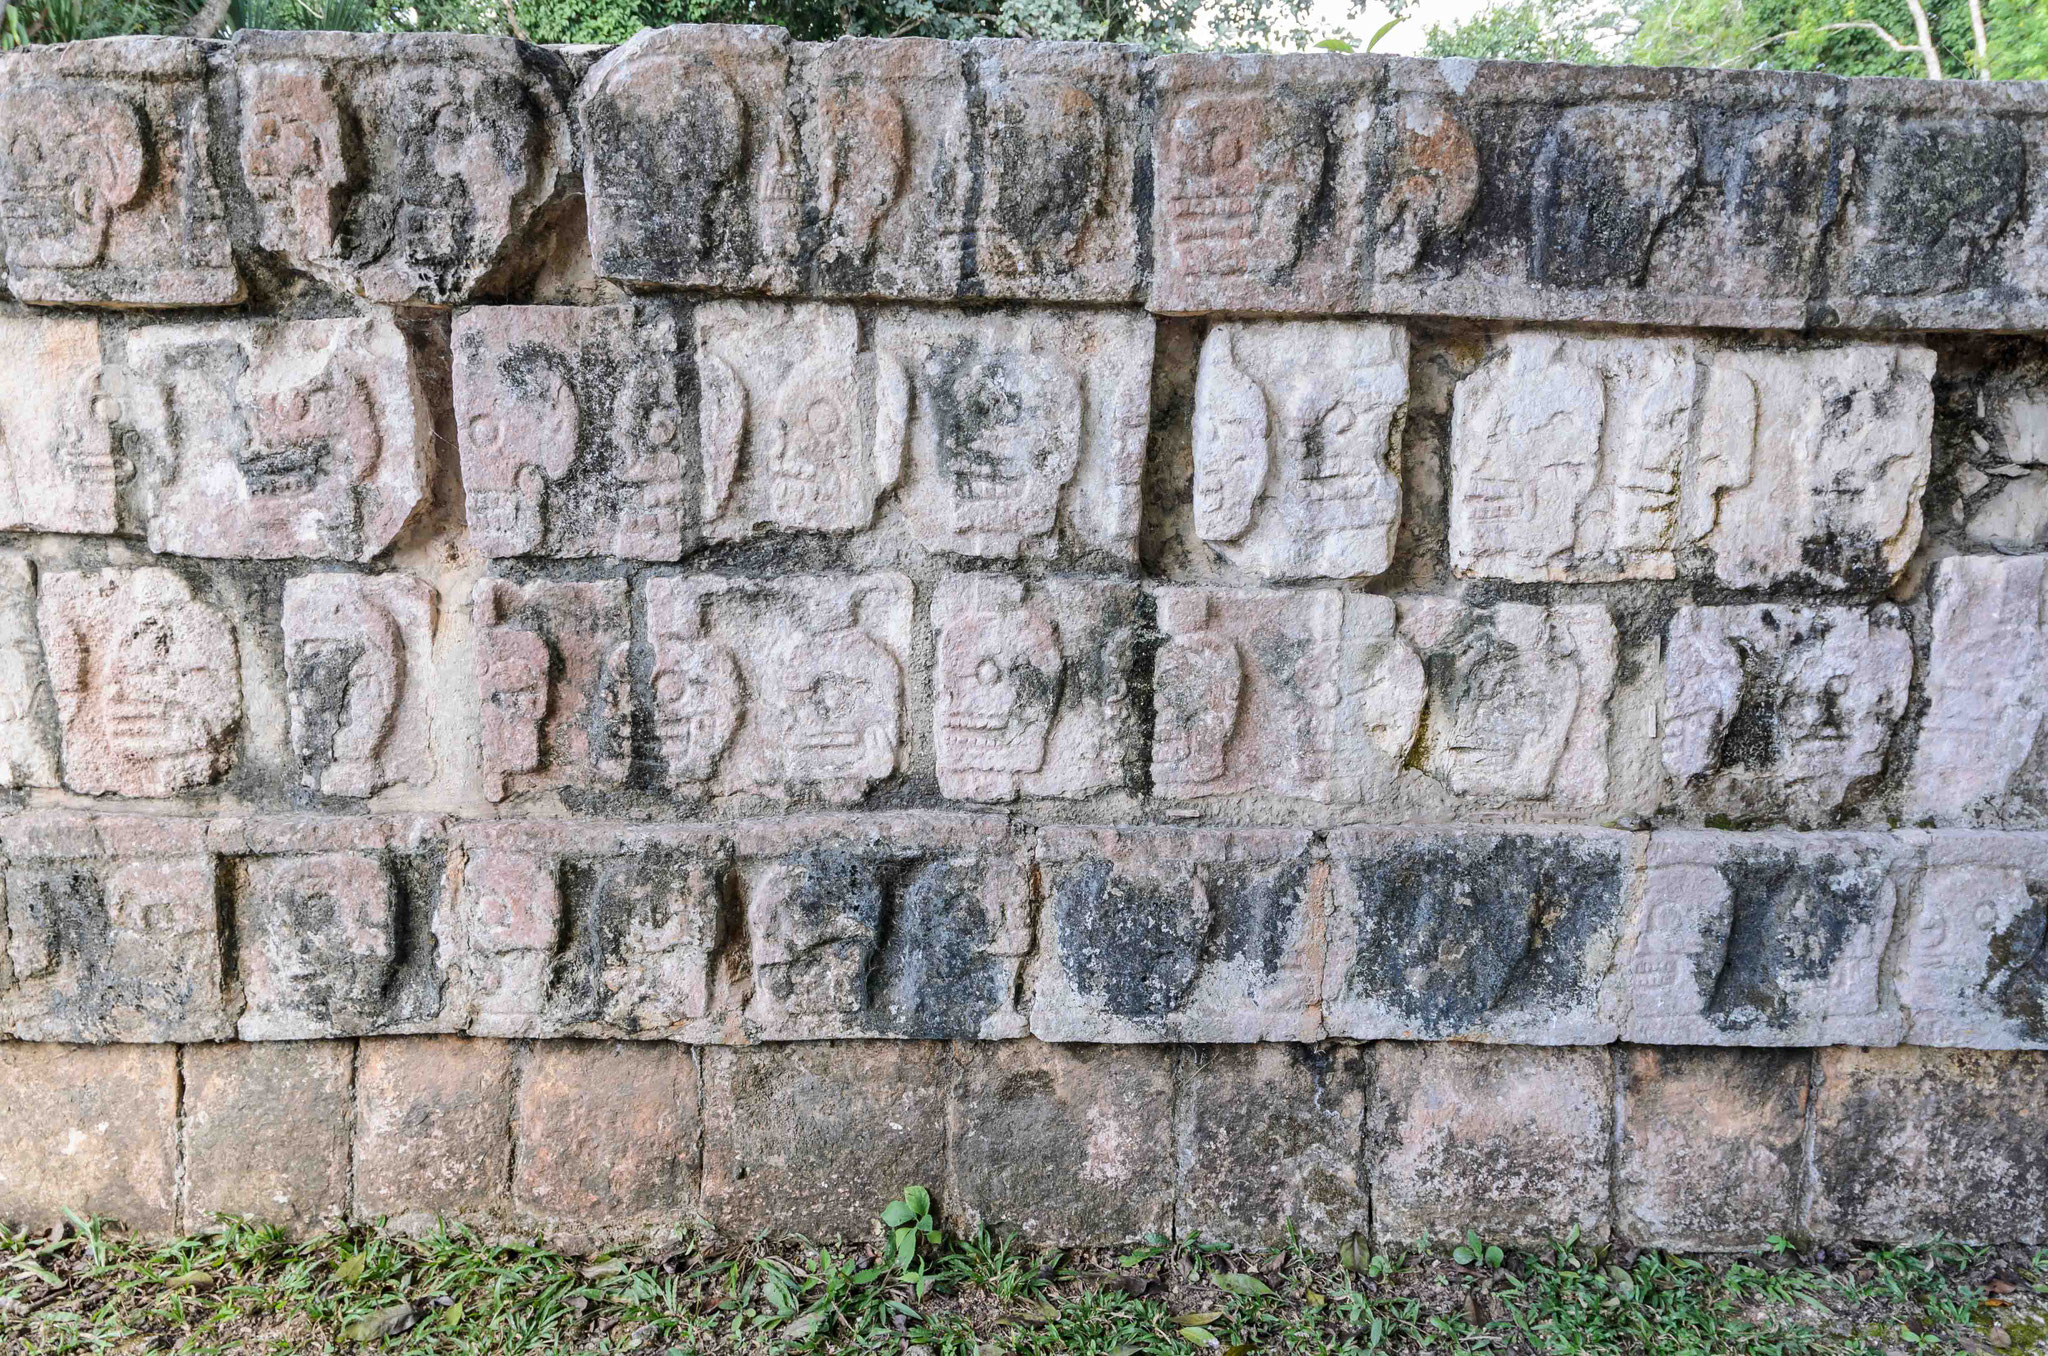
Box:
<box><xmin>1153</xmin><ymin>632</ymin><xmax>1240</xmax><ymax>787</ymax></box>
<box><xmin>1286</xmin><ymin>383</ymin><xmax>1398</xmax><ymax>533</ymax></box>
<box><xmin>252</xmin><ymin>358</ymin><xmax>379</xmax><ymax>497</ymax></box>
<box><xmin>780</xmin><ymin>630</ymin><xmax>896</xmax><ymax>778</ymax></box>
<box><xmin>1459</xmin><ymin>347</ymin><xmax>1602</xmax><ymax>570</ymax></box>
<box><xmin>1434</xmin><ymin>624</ymin><xmax>1580</xmax><ymax>800</ymax></box>
<box><xmin>1165</xmin><ymin>93</ymin><xmax>1315</xmax><ymax>277</ymax></box>
<box><xmin>241</xmin><ymin>64</ymin><xmax>350</xmax><ymax>259</ymax></box>
<box><xmin>985</xmin><ymin>80</ymin><xmax>1104</xmax><ymax>270</ymax></box>
<box><xmin>611</xmin><ymin>369</ymin><xmax>686</xmax><ymax>556</ymax></box>
<box><xmin>468</xmin><ymin>350</ymin><xmax>579</xmax><ymax>554</ymax></box>
<box><xmin>289</xmin><ymin>616</ymin><xmax>400</xmax><ymax>780</ymax></box>
<box><xmin>770</xmin><ymin>382</ymin><xmax>861</xmax><ymax>526</ymax></box>
<box><xmin>0</xmin><ymin>85</ymin><xmax>145</xmax><ymax>271</ymax></box>
<box><xmin>651</xmin><ymin>636</ymin><xmax>741</xmax><ymax>782</ymax></box>
<box><xmin>1777</xmin><ymin>633</ymin><xmax>1893</xmax><ymax>789</ymax></box>
<box><xmin>939</xmin><ymin>621</ymin><xmax>1057</xmax><ymax>774</ymax></box>
<box><xmin>478</xmin><ymin>627</ymin><xmax>550</xmax><ymax>778</ymax></box>
<box><xmin>101</xmin><ymin>606</ymin><xmax>240</xmax><ymax>777</ymax></box>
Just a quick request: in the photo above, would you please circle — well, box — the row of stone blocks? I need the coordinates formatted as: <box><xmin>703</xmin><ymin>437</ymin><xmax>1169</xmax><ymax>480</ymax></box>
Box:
<box><xmin>4</xmin><ymin>1036</ymin><xmax>2044</xmax><ymax>1249</ymax></box>
<box><xmin>6</xmin><ymin>31</ymin><xmax>2048</xmax><ymax>330</ymax></box>
<box><xmin>2</xmin><ymin>810</ymin><xmax>2044</xmax><ymax>1051</ymax></box>
<box><xmin>5</xmin><ymin>548</ymin><xmax>2048</xmax><ymax>826</ymax></box>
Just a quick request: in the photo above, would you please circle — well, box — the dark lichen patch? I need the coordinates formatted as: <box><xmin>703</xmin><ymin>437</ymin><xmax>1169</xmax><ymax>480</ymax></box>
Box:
<box><xmin>1698</xmin><ymin>846</ymin><xmax>1886</xmax><ymax>1033</ymax></box>
<box><xmin>1529</xmin><ymin>110</ymin><xmax>1694</xmax><ymax>290</ymax></box>
<box><xmin>1989</xmin><ymin>882</ymin><xmax>2048</xmax><ymax>1044</ymax></box>
<box><xmin>548</xmin><ymin>847</ymin><xmax>725</xmax><ymax>1033</ymax></box>
<box><xmin>1054</xmin><ymin>857</ymin><xmax>1205</xmax><ymax>1022</ymax></box>
<box><xmin>1201</xmin><ymin>857</ymin><xmax>1310</xmax><ymax>984</ymax></box>
<box><xmin>1338</xmin><ymin>834</ymin><xmax>1623</xmax><ymax>1035</ymax></box>
<box><xmin>1838</xmin><ymin>115</ymin><xmax>2024</xmax><ymax>297</ymax></box>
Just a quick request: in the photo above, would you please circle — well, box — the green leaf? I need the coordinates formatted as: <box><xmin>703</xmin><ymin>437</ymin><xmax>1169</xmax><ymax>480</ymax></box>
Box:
<box><xmin>1178</xmin><ymin>1326</ymin><xmax>1216</xmax><ymax>1345</ymax></box>
<box><xmin>1338</xmin><ymin>1234</ymin><xmax>1367</xmax><ymax>1273</ymax></box>
<box><xmin>894</xmin><ymin>1230</ymin><xmax>917</xmax><ymax>1270</ymax></box>
<box><xmin>850</xmin><ymin>1266</ymin><xmax>885</xmax><ymax>1285</ymax></box>
<box><xmin>1453</xmin><ymin>1245</ymin><xmax>1476</xmax><ymax>1265</ymax></box>
<box><xmin>1365</xmin><ymin>16</ymin><xmax>1402</xmax><ymax>49</ymax></box>
<box><xmin>1314</xmin><ymin>35</ymin><xmax>1354</xmax><ymax>49</ymax></box>
<box><xmin>333</xmin><ymin>1253</ymin><xmax>366</xmax><ymax>1284</ymax></box>
<box><xmin>1170</xmin><ymin>1310</ymin><xmax>1224</xmax><ymax>1326</ymax></box>
<box><xmin>881</xmin><ymin>1202</ymin><xmax>917</xmax><ymax>1228</ymax></box>
<box><xmin>903</xmin><ymin>1185</ymin><xmax>931</xmax><ymax>1216</ymax></box>
<box><xmin>341</xmin><ymin>1302</ymin><xmax>416</xmax><ymax>1341</ymax></box>
<box><xmin>782</xmin><ymin>1310</ymin><xmax>826</xmax><ymax>1341</ymax></box>
<box><xmin>1212</xmin><ymin>1272</ymin><xmax>1273</xmax><ymax>1298</ymax></box>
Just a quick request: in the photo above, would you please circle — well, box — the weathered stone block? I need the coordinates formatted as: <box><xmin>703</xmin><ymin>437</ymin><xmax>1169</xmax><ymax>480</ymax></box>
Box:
<box><xmin>580</xmin><ymin>26</ymin><xmax>798</xmax><ymax>295</ymax></box>
<box><xmin>1150</xmin><ymin>54</ymin><xmax>1378</xmax><ymax>315</ymax></box>
<box><xmin>182</xmin><ymin>1041</ymin><xmax>352</xmax><ymax>1234</ymax></box>
<box><xmin>514</xmin><ymin>1041</ymin><xmax>697</xmax><ymax>1234</ymax></box>
<box><xmin>238</xmin><ymin>849</ymin><xmax>448</xmax><ymax>1040</ymax></box>
<box><xmin>0</xmin><ymin>1043</ymin><xmax>176</xmax><ymax>1232</ymax></box>
<box><xmin>1895</xmin><ymin>832</ymin><xmax>2048</xmax><ymax>1050</ymax></box>
<box><xmin>641</xmin><ymin>575</ymin><xmax>911</xmax><ymax>803</ymax></box>
<box><xmin>453</xmin><ymin>302</ymin><xmax>690</xmax><ymax>560</ymax></box>
<box><xmin>2</xmin><ymin>854</ymin><xmax>232</xmax><ymax>1043</ymax></box>
<box><xmin>1907</xmin><ymin>555</ymin><xmax>2048</xmax><ymax>825</ymax></box>
<box><xmin>0</xmin><ymin>557</ymin><xmax>59</xmax><ymax>791</ymax></box>
<box><xmin>0</xmin><ymin>316</ymin><xmax>120</xmax><ymax>534</ymax></box>
<box><xmin>454</xmin><ymin>846</ymin><xmax>563</xmax><ymax>1039</ymax></box>
<box><xmin>700</xmin><ymin>1041</ymin><xmax>949</xmax><ymax>1239</ymax></box>
<box><xmin>1810</xmin><ymin>1045</ymin><xmax>2048</xmax><ymax>1244</ymax></box>
<box><xmin>931</xmin><ymin>576</ymin><xmax>1143</xmax><ymax>801</ymax></box>
<box><xmin>122</xmin><ymin>315</ymin><xmax>430</xmax><ymax>561</ymax></box>
<box><xmin>1663</xmin><ymin>605</ymin><xmax>1910</xmax><ymax>825</ymax></box>
<box><xmin>1614</xmin><ymin>1046</ymin><xmax>1806</xmax><ymax>1251</ymax></box>
<box><xmin>353</xmin><ymin>1036</ymin><xmax>515</xmax><ymax>1222</ymax></box>
<box><xmin>950</xmin><ymin>1040</ymin><xmax>1173</xmax><ymax>1245</ymax></box>
<box><xmin>1174</xmin><ymin>1043</ymin><xmax>1370</xmax><ymax>1249</ymax></box>
<box><xmin>1369</xmin><ymin>1041</ymin><xmax>1613</xmax><ymax>1246</ymax></box>
<box><xmin>1322</xmin><ymin>827</ymin><xmax>1631</xmax><ymax>1043</ymax></box>
<box><xmin>1192</xmin><ymin>322</ymin><xmax>1407</xmax><ymax>581</ymax></box>
<box><xmin>283</xmin><ymin>573</ymin><xmax>436</xmax><ymax>799</ymax></box>
<box><xmin>967</xmin><ymin>41</ymin><xmax>1143</xmax><ymax>303</ymax></box>
<box><xmin>740</xmin><ymin>814</ymin><xmax>1026</xmax><ymax>1041</ymax></box>
<box><xmin>1943</xmin><ymin>365</ymin><xmax>2048</xmax><ymax>555</ymax></box>
<box><xmin>1150</xmin><ymin>588</ymin><xmax>1420</xmax><ymax>805</ymax></box>
<box><xmin>792</xmin><ymin>38</ymin><xmax>970</xmax><ymax>299</ymax></box>
<box><xmin>1623</xmin><ymin>831</ymin><xmax>1905</xmax><ymax>1046</ymax></box>
<box><xmin>0</xmin><ymin>38</ymin><xmax>239</xmax><ymax>306</ymax></box>
<box><xmin>1448</xmin><ymin>334</ymin><xmax>1934</xmax><ymax>588</ymax></box>
<box><xmin>874</xmin><ymin>306</ymin><xmax>1151</xmax><ymax>560</ymax></box>
<box><xmin>473</xmin><ymin>577</ymin><xmax>630</xmax><ymax>801</ymax></box>
<box><xmin>233</xmin><ymin>32</ymin><xmax>574</xmax><ymax>305</ymax></box>
<box><xmin>1399</xmin><ymin>598</ymin><xmax>1617</xmax><ymax>812</ymax></box>
<box><xmin>38</xmin><ymin>567</ymin><xmax>242</xmax><ymax>798</ymax></box>
<box><xmin>1031</xmin><ymin>826</ymin><xmax>1320</xmax><ymax>1043</ymax></box>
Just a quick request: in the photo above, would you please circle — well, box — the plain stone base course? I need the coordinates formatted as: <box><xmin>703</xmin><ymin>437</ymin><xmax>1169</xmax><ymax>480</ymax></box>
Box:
<box><xmin>1</xmin><ymin>1037</ymin><xmax>2047</xmax><ymax>1248</ymax></box>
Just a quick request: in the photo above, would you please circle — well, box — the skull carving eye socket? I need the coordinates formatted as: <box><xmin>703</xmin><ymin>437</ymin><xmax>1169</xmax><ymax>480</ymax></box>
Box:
<box><xmin>8</xmin><ymin>130</ymin><xmax>40</xmax><ymax>168</ymax></box>
<box><xmin>977</xmin><ymin>658</ymin><xmax>1002</xmax><ymax>686</ymax></box>
<box><xmin>255</xmin><ymin>114</ymin><xmax>282</xmax><ymax>146</ymax></box>
<box><xmin>644</xmin><ymin>409</ymin><xmax>678</xmax><ymax>446</ymax></box>
<box><xmin>468</xmin><ymin>413</ymin><xmax>503</xmax><ymax>452</ymax></box>
<box><xmin>1322</xmin><ymin>402</ymin><xmax>1357</xmax><ymax>436</ymax></box>
<box><xmin>804</xmin><ymin>399</ymin><xmax>842</xmax><ymax>435</ymax></box>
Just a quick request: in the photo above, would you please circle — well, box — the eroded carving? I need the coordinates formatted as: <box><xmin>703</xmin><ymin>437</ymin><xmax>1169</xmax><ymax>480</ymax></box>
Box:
<box><xmin>457</xmin><ymin>848</ymin><xmax>560</xmax><ymax>1035</ymax></box>
<box><xmin>239</xmin><ymin>853</ymin><xmax>400</xmax><ymax>1039</ymax></box>
<box><xmin>1376</xmin><ymin>96</ymin><xmax>1479</xmax><ymax>280</ymax></box>
<box><xmin>1161</xmin><ymin>92</ymin><xmax>1324</xmax><ymax>282</ymax></box>
<box><xmin>1193</xmin><ymin>321</ymin><xmax>1407</xmax><ymax>579</ymax></box>
<box><xmin>591</xmin><ymin>851</ymin><xmax>724</xmax><ymax>1034</ymax></box>
<box><xmin>644</xmin><ymin>588</ymin><xmax>744</xmax><ymax>794</ymax></box>
<box><xmin>37</xmin><ymin>568</ymin><xmax>241</xmax><ymax>798</ymax></box>
<box><xmin>1898</xmin><ymin>834</ymin><xmax>2048</xmax><ymax>1049</ymax></box>
<box><xmin>0</xmin><ymin>316</ymin><xmax>123</xmax><ymax>534</ymax></box>
<box><xmin>124</xmin><ymin>315</ymin><xmax>429</xmax><ymax>562</ymax></box>
<box><xmin>283</xmin><ymin>573</ymin><xmax>435</xmax><ymax>799</ymax></box>
<box><xmin>1663</xmin><ymin>605</ymin><xmax>1910</xmax><ymax>824</ymax></box>
<box><xmin>1835</xmin><ymin>115</ymin><xmax>2024</xmax><ymax>300</ymax></box>
<box><xmin>472</xmin><ymin>578</ymin><xmax>630</xmax><ymax>801</ymax></box>
<box><xmin>1530</xmin><ymin>103</ymin><xmax>1698</xmax><ymax>289</ymax></box>
<box><xmin>1907</xmin><ymin>556</ymin><xmax>2048</xmax><ymax>824</ymax></box>
<box><xmin>0</xmin><ymin>558</ymin><xmax>58</xmax><ymax>791</ymax></box>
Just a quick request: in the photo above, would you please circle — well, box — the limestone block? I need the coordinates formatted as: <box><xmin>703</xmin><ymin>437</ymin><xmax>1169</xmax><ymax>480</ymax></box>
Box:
<box><xmin>1448</xmin><ymin>333</ymin><xmax>1934</xmax><ymax>588</ymax></box>
<box><xmin>282</xmin><ymin>573</ymin><xmax>435</xmax><ymax>799</ymax></box>
<box><xmin>1663</xmin><ymin>605</ymin><xmax>1911</xmax><ymax>825</ymax></box>
<box><xmin>1398</xmin><ymin>598</ymin><xmax>1616</xmax><ymax>812</ymax></box>
<box><xmin>1622</xmin><ymin>831</ymin><xmax>1906</xmax><ymax>1046</ymax></box>
<box><xmin>967</xmin><ymin>41</ymin><xmax>1142</xmax><ymax>303</ymax></box>
<box><xmin>352</xmin><ymin>1036</ymin><xmax>515</xmax><ymax>1223</ymax></box>
<box><xmin>1192</xmin><ymin>322</ymin><xmax>1407</xmax><ymax>581</ymax></box>
<box><xmin>1894</xmin><ymin>832</ymin><xmax>2048</xmax><ymax>1050</ymax></box>
<box><xmin>122</xmin><ymin>315</ymin><xmax>430</xmax><ymax>561</ymax></box>
<box><xmin>0</xmin><ymin>1043</ymin><xmax>177</xmax><ymax>1233</ymax></box>
<box><xmin>641</xmin><ymin>574</ymin><xmax>911</xmax><ymax>803</ymax></box>
<box><xmin>931</xmin><ymin>576</ymin><xmax>1143</xmax><ymax>801</ymax></box>
<box><xmin>472</xmin><ymin>577</ymin><xmax>630</xmax><ymax>801</ymax></box>
<box><xmin>580</xmin><ymin>26</ymin><xmax>798</xmax><ymax>295</ymax></box>
<box><xmin>37</xmin><ymin>568</ymin><xmax>241</xmax><ymax>798</ymax></box>
<box><xmin>1614</xmin><ymin>1046</ymin><xmax>1807</xmax><ymax>1251</ymax></box>
<box><xmin>793</xmin><ymin>38</ymin><xmax>970</xmax><ymax>299</ymax></box>
<box><xmin>1174</xmin><ymin>1044</ymin><xmax>1371</xmax><ymax>1250</ymax></box>
<box><xmin>453</xmin><ymin>301</ymin><xmax>690</xmax><ymax>560</ymax></box>
<box><xmin>233</xmin><ymin>32</ymin><xmax>574</xmax><ymax>305</ymax></box>
<box><xmin>0</xmin><ymin>38</ymin><xmax>239</xmax><ymax>307</ymax></box>
<box><xmin>448</xmin><ymin>821</ymin><xmax>731</xmax><ymax>1041</ymax></box>
<box><xmin>0</xmin><ymin>558</ymin><xmax>58</xmax><ymax>791</ymax></box>
<box><xmin>1907</xmin><ymin>556</ymin><xmax>2048</xmax><ymax>824</ymax></box>
<box><xmin>1</xmin><ymin>853</ymin><xmax>231</xmax><ymax>1043</ymax></box>
<box><xmin>739</xmin><ymin>813</ymin><xmax>1028</xmax><ymax>1041</ymax></box>
<box><xmin>1369</xmin><ymin>1042</ymin><xmax>1612</xmax><ymax>1247</ymax></box>
<box><xmin>1810</xmin><ymin>1046</ymin><xmax>2048</xmax><ymax>1244</ymax></box>
<box><xmin>1030</xmin><ymin>826</ymin><xmax>1320</xmax><ymax>1043</ymax></box>
<box><xmin>695</xmin><ymin>302</ymin><xmax>895</xmax><ymax>541</ymax></box>
<box><xmin>182</xmin><ymin>1041</ymin><xmax>353</xmax><ymax>1235</ymax></box>
<box><xmin>0</xmin><ymin>316</ymin><xmax>120</xmax><ymax>534</ymax></box>
<box><xmin>513</xmin><ymin>1041</ymin><xmax>697</xmax><ymax>1236</ymax></box>
<box><xmin>237</xmin><ymin>850</ymin><xmax>449</xmax><ymax>1041</ymax></box>
<box><xmin>1947</xmin><ymin>370</ymin><xmax>2048</xmax><ymax>554</ymax></box>
<box><xmin>1150</xmin><ymin>54</ymin><xmax>1378</xmax><ymax>315</ymax></box>
<box><xmin>1321</xmin><ymin>827</ymin><xmax>1631</xmax><ymax>1044</ymax></box>
<box><xmin>950</xmin><ymin>1041</ymin><xmax>1173</xmax><ymax>1245</ymax></box>
<box><xmin>700</xmin><ymin>1041</ymin><xmax>950</xmax><ymax>1239</ymax></box>
<box><xmin>1150</xmin><ymin>588</ymin><xmax>1421</xmax><ymax>805</ymax></box>
<box><xmin>873</xmin><ymin>306</ymin><xmax>1151</xmax><ymax>560</ymax></box>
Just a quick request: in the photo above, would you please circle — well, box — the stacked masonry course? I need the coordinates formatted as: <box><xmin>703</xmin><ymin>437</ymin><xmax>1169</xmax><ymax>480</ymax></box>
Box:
<box><xmin>0</xmin><ymin>26</ymin><xmax>2045</xmax><ymax>1250</ymax></box>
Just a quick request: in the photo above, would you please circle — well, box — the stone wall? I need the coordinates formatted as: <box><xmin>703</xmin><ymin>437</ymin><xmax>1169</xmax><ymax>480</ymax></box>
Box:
<box><xmin>0</xmin><ymin>27</ymin><xmax>2045</xmax><ymax>1248</ymax></box>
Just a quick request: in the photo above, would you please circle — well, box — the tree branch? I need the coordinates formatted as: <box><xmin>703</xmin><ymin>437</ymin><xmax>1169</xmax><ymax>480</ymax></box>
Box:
<box><xmin>1897</xmin><ymin>0</ymin><xmax>1944</xmax><ymax>78</ymax></box>
<box><xmin>1968</xmin><ymin>0</ymin><xmax>1992</xmax><ymax>78</ymax></box>
<box><xmin>186</xmin><ymin>0</ymin><xmax>233</xmax><ymax>38</ymax></box>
